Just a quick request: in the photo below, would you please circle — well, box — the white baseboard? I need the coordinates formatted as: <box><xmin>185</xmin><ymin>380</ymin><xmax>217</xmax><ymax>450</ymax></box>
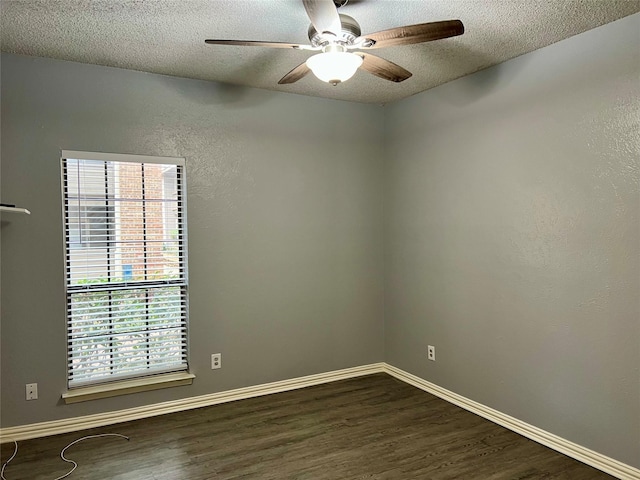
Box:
<box><xmin>383</xmin><ymin>364</ymin><xmax>640</xmax><ymax>480</ymax></box>
<box><xmin>1</xmin><ymin>362</ymin><xmax>637</xmax><ymax>479</ymax></box>
<box><xmin>0</xmin><ymin>363</ymin><xmax>385</xmax><ymax>443</ymax></box>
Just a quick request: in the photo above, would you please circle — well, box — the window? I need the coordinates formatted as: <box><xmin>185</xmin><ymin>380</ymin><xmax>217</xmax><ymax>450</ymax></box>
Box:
<box><xmin>62</xmin><ymin>151</ymin><xmax>188</xmax><ymax>388</ymax></box>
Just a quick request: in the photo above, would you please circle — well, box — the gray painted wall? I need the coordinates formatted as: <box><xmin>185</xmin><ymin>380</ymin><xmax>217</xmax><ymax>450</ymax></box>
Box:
<box><xmin>1</xmin><ymin>53</ymin><xmax>385</xmax><ymax>426</ymax></box>
<box><xmin>384</xmin><ymin>13</ymin><xmax>639</xmax><ymax>468</ymax></box>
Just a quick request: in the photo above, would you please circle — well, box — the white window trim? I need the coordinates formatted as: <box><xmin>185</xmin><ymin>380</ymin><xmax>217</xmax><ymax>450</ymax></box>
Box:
<box><xmin>61</xmin><ymin>150</ymin><xmax>185</xmax><ymax>166</ymax></box>
<box><xmin>62</xmin><ymin>372</ymin><xmax>195</xmax><ymax>404</ymax></box>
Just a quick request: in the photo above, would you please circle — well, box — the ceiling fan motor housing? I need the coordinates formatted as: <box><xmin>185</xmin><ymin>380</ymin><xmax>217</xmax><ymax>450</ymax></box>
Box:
<box><xmin>308</xmin><ymin>14</ymin><xmax>361</xmax><ymax>47</ymax></box>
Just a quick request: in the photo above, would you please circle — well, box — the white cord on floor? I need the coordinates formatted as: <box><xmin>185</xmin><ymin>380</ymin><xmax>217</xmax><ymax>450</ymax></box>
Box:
<box><xmin>1</xmin><ymin>433</ymin><xmax>129</xmax><ymax>480</ymax></box>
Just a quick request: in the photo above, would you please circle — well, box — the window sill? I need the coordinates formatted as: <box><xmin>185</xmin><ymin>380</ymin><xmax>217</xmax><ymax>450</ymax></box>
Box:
<box><xmin>61</xmin><ymin>372</ymin><xmax>196</xmax><ymax>404</ymax></box>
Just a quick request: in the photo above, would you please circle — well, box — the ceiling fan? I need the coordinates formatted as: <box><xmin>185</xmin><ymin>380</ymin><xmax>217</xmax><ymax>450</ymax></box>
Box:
<box><xmin>205</xmin><ymin>0</ymin><xmax>464</xmax><ymax>86</ymax></box>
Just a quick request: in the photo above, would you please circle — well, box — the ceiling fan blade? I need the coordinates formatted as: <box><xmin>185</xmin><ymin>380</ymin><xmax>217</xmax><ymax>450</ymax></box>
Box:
<box><xmin>278</xmin><ymin>62</ymin><xmax>312</xmax><ymax>84</ymax></box>
<box><xmin>360</xmin><ymin>20</ymin><xmax>464</xmax><ymax>49</ymax></box>
<box><xmin>302</xmin><ymin>0</ymin><xmax>342</xmax><ymax>36</ymax></box>
<box><xmin>357</xmin><ymin>53</ymin><xmax>412</xmax><ymax>82</ymax></box>
<box><xmin>205</xmin><ymin>39</ymin><xmax>310</xmax><ymax>49</ymax></box>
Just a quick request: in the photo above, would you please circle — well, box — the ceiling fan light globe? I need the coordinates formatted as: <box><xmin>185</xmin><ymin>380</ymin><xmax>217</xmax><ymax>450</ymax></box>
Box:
<box><xmin>306</xmin><ymin>52</ymin><xmax>363</xmax><ymax>84</ymax></box>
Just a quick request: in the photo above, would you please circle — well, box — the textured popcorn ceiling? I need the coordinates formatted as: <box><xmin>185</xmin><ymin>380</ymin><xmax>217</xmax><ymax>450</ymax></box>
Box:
<box><xmin>1</xmin><ymin>0</ymin><xmax>639</xmax><ymax>104</ymax></box>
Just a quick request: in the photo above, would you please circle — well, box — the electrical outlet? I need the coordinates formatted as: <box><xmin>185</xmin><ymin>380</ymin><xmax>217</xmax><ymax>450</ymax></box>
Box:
<box><xmin>427</xmin><ymin>345</ymin><xmax>436</xmax><ymax>361</ymax></box>
<box><xmin>26</xmin><ymin>383</ymin><xmax>38</xmax><ymax>400</ymax></box>
<box><xmin>211</xmin><ymin>353</ymin><xmax>222</xmax><ymax>369</ymax></box>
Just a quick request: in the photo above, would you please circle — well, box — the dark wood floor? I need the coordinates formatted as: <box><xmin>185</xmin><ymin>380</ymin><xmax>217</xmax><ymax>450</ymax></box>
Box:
<box><xmin>1</xmin><ymin>374</ymin><xmax>614</xmax><ymax>479</ymax></box>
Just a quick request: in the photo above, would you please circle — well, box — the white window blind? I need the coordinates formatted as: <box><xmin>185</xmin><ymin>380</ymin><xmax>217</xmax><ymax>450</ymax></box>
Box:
<box><xmin>62</xmin><ymin>151</ymin><xmax>189</xmax><ymax>388</ymax></box>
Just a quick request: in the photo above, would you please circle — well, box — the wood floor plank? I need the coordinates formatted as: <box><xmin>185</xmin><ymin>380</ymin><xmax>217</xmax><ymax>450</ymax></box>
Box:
<box><xmin>1</xmin><ymin>374</ymin><xmax>615</xmax><ymax>479</ymax></box>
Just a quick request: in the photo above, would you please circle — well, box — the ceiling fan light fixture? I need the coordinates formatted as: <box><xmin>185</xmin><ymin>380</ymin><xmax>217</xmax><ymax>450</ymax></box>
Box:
<box><xmin>306</xmin><ymin>51</ymin><xmax>363</xmax><ymax>85</ymax></box>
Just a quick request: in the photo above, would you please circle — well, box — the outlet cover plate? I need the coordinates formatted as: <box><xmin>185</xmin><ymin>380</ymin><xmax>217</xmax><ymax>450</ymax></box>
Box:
<box><xmin>26</xmin><ymin>383</ymin><xmax>38</xmax><ymax>400</ymax></box>
<box><xmin>211</xmin><ymin>353</ymin><xmax>222</xmax><ymax>369</ymax></box>
<box><xmin>427</xmin><ymin>345</ymin><xmax>436</xmax><ymax>361</ymax></box>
